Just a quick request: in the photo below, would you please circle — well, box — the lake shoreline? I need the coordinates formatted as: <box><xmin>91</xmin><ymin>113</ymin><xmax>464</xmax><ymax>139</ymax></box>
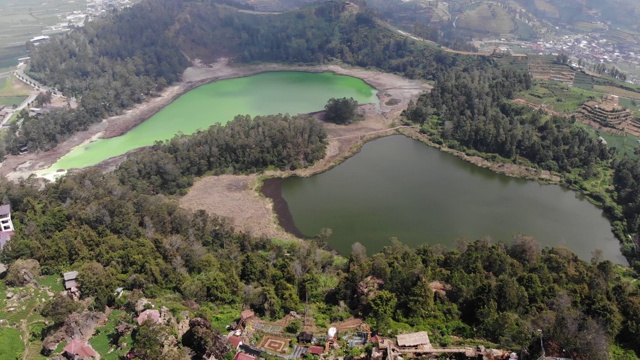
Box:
<box><xmin>257</xmin><ymin>129</ymin><xmax>564</xmax><ymax>244</ymax></box>
<box><xmin>1</xmin><ymin>59</ymin><xmax>430</xmax><ymax>181</ymax></box>
<box><xmin>260</xmin><ymin>135</ymin><xmax>626</xmax><ymax>264</ymax></box>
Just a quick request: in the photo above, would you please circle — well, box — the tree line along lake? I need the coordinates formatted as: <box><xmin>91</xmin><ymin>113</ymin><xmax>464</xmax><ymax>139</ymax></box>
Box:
<box><xmin>41</xmin><ymin>70</ymin><xmax>625</xmax><ymax>264</ymax></box>
<box><xmin>41</xmin><ymin>71</ymin><xmax>379</xmax><ymax>173</ymax></box>
<box><xmin>265</xmin><ymin>135</ymin><xmax>627</xmax><ymax>265</ymax></box>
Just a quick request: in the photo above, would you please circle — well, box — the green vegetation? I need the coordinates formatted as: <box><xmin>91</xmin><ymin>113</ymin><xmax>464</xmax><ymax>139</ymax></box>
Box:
<box><xmin>91</xmin><ymin>310</ymin><xmax>131</xmax><ymax>359</ymax></box>
<box><xmin>0</xmin><ymin>96</ymin><xmax>26</xmax><ymax>107</ymax></box>
<box><xmin>117</xmin><ymin>113</ymin><xmax>327</xmax><ymax>195</ymax></box>
<box><xmin>456</xmin><ymin>3</ymin><xmax>515</xmax><ymax>35</ymax></box>
<box><xmin>517</xmin><ymin>82</ymin><xmax>594</xmax><ymax>113</ymax></box>
<box><xmin>0</xmin><ymin>327</ymin><xmax>24</xmax><ymax>360</ymax></box>
<box><xmin>598</xmin><ymin>132</ymin><xmax>640</xmax><ymax>160</ymax></box>
<box><xmin>324</xmin><ymin>97</ymin><xmax>360</xmax><ymax>124</ymax></box>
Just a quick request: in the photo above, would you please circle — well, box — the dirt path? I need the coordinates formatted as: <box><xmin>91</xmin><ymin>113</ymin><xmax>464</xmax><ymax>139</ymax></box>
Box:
<box><xmin>1</xmin><ymin>59</ymin><xmax>429</xmax><ymax>181</ymax></box>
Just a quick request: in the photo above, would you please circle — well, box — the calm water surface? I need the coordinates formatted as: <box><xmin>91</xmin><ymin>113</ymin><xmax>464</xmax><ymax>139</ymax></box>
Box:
<box><xmin>280</xmin><ymin>135</ymin><xmax>626</xmax><ymax>264</ymax></box>
<box><xmin>44</xmin><ymin>71</ymin><xmax>378</xmax><ymax>171</ymax></box>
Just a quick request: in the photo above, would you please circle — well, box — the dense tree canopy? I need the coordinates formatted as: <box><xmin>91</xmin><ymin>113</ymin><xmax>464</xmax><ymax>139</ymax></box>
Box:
<box><xmin>324</xmin><ymin>97</ymin><xmax>359</xmax><ymax>124</ymax></box>
<box><xmin>116</xmin><ymin>114</ymin><xmax>327</xmax><ymax>195</ymax></box>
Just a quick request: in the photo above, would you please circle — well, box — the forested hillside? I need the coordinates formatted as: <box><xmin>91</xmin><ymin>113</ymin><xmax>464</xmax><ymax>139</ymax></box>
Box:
<box><xmin>11</xmin><ymin>0</ymin><xmax>489</xmax><ymax>153</ymax></box>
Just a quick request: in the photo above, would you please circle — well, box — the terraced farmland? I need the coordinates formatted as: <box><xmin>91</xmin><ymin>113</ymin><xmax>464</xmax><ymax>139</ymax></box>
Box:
<box><xmin>528</xmin><ymin>55</ymin><xmax>575</xmax><ymax>85</ymax></box>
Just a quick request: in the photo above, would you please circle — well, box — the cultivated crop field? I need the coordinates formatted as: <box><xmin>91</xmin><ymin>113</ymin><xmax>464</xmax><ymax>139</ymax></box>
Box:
<box><xmin>594</xmin><ymin>85</ymin><xmax>640</xmax><ymax>101</ymax></box>
<box><xmin>0</xmin><ymin>0</ymin><xmax>87</xmax><ymax>71</ymax></box>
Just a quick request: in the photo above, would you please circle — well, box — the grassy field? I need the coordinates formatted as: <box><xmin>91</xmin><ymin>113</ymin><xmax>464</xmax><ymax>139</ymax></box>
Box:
<box><xmin>457</xmin><ymin>3</ymin><xmax>516</xmax><ymax>35</ymax></box>
<box><xmin>575</xmin><ymin>121</ymin><xmax>640</xmax><ymax>160</ymax></box>
<box><xmin>0</xmin><ymin>96</ymin><xmax>27</xmax><ymax>107</ymax></box>
<box><xmin>600</xmin><ymin>131</ymin><xmax>640</xmax><ymax>160</ymax></box>
<box><xmin>0</xmin><ymin>76</ymin><xmax>31</xmax><ymax>97</ymax></box>
<box><xmin>514</xmin><ymin>19</ymin><xmax>536</xmax><ymax>40</ymax></box>
<box><xmin>605</xmin><ymin>28</ymin><xmax>640</xmax><ymax>45</ymax></box>
<box><xmin>0</xmin><ymin>275</ymin><xmax>66</xmax><ymax>360</ymax></box>
<box><xmin>0</xmin><ymin>327</ymin><xmax>24</xmax><ymax>360</ymax></box>
<box><xmin>91</xmin><ymin>310</ymin><xmax>132</xmax><ymax>360</ymax></box>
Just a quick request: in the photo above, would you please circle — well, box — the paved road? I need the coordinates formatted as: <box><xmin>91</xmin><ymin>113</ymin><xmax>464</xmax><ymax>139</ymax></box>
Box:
<box><xmin>14</xmin><ymin>65</ymin><xmax>56</xmax><ymax>94</ymax></box>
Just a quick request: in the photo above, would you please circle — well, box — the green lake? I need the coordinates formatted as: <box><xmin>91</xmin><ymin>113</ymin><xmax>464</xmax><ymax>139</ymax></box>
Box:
<box><xmin>274</xmin><ymin>135</ymin><xmax>627</xmax><ymax>264</ymax></box>
<box><xmin>44</xmin><ymin>71</ymin><xmax>378</xmax><ymax>172</ymax></box>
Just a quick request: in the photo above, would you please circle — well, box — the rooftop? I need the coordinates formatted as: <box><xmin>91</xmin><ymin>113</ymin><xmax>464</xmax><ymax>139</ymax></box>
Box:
<box><xmin>234</xmin><ymin>352</ymin><xmax>256</xmax><ymax>360</ymax></box>
<box><xmin>229</xmin><ymin>335</ymin><xmax>243</xmax><ymax>348</ymax></box>
<box><xmin>63</xmin><ymin>271</ymin><xmax>79</xmax><ymax>281</ymax></box>
<box><xmin>396</xmin><ymin>331</ymin><xmax>431</xmax><ymax>348</ymax></box>
<box><xmin>309</xmin><ymin>346</ymin><xmax>324</xmax><ymax>355</ymax></box>
<box><xmin>241</xmin><ymin>309</ymin><xmax>254</xmax><ymax>320</ymax></box>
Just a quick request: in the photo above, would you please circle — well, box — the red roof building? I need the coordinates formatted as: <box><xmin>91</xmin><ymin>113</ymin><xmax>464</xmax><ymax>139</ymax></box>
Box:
<box><xmin>308</xmin><ymin>346</ymin><xmax>324</xmax><ymax>355</ymax></box>
<box><xmin>234</xmin><ymin>352</ymin><xmax>256</xmax><ymax>360</ymax></box>
<box><xmin>241</xmin><ymin>309</ymin><xmax>254</xmax><ymax>320</ymax></box>
<box><xmin>63</xmin><ymin>339</ymin><xmax>98</xmax><ymax>358</ymax></box>
<box><xmin>137</xmin><ymin>309</ymin><xmax>161</xmax><ymax>326</ymax></box>
<box><xmin>229</xmin><ymin>335</ymin><xmax>243</xmax><ymax>349</ymax></box>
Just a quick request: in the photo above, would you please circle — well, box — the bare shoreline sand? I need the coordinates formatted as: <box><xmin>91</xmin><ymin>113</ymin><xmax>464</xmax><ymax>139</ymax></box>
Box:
<box><xmin>1</xmin><ymin>59</ymin><xmax>429</xmax><ymax>181</ymax></box>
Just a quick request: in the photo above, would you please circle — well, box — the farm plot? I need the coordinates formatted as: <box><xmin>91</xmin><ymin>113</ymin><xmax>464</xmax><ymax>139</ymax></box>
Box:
<box><xmin>258</xmin><ymin>336</ymin><xmax>291</xmax><ymax>354</ymax></box>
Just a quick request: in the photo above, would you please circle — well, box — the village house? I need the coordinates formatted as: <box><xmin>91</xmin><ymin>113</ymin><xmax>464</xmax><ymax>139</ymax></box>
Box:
<box><xmin>63</xmin><ymin>271</ymin><xmax>80</xmax><ymax>297</ymax></box>
<box><xmin>234</xmin><ymin>352</ymin><xmax>256</xmax><ymax>360</ymax></box>
<box><xmin>396</xmin><ymin>331</ymin><xmax>432</xmax><ymax>349</ymax></box>
<box><xmin>0</xmin><ymin>204</ymin><xmax>15</xmax><ymax>250</ymax></box>
<box><xmin>229</xmin><ymin>335</ymin><xmax>243</xmax><ymax>350</ymax></box>
<box><xmin>297</xmin><ymin>331</ymin><xmax>313</xmax><ymax>343</ymax></box>
<box><xmin>308</xmin><ymin>345</ymin><xmax>324</xmax><ymax>357</ymax></box>
<box><xmin>63</xmin><ymin>338</ymin><xmax>99</xmax><ymax>359</ymax></box>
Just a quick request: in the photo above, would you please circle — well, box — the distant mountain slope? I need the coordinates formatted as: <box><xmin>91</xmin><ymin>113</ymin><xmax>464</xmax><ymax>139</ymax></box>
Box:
<box><xmin>456</xmin><ymin>3</ymin><xmax>515</xmax><ymax>36</ymax></box>
<box><xmin>514</xmin><ymin>0</ymin><xmax>640</xmax><ymax>30</ymax></box>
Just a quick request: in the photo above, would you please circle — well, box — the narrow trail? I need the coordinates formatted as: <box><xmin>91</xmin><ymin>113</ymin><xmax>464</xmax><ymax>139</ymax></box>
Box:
<box><xmin>328</xmin><ymin>125</ymin><xmax>414</xmax><ymax>140</ymax></box>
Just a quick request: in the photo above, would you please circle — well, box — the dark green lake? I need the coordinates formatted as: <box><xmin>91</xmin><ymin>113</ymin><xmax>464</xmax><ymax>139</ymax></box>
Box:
<box><xmin>275</xmin><ymin>135</ymin><xmax>626</xmax><ymax>264</ymax></box>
